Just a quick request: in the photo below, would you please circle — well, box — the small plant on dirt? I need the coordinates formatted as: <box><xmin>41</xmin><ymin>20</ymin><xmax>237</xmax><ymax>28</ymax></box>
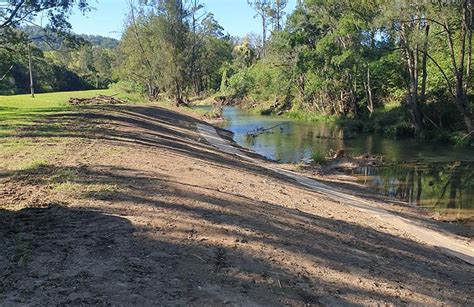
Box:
<box><xmin>10</xmin><ymin>234</ymin><xmax>32</xmax><ymax>267</ymax></box>
<box><xmin>213</xmin><ymin>247</ymin><xmax>228</xmax><ymax>272</ymax></box>
<box><xmin>311</xmin><ymin>150</ymin><xmax>327</xmax><ymax>165</ymax></box>
<box><xmin>51</xmin><ymin>168</ymin><xmax>79</xmax><ymax>184</ymax></box>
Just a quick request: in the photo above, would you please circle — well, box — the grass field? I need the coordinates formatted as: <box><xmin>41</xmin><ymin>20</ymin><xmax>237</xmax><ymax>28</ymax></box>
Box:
<box><xmin>0</xmin><ymin>89</ymin><xmax>144</xmax><ymax>173</ymax></box>
<box><xmin>0</xmin><ymin>89</ymin><xmax>143</xmax><ymax>138</ymax></box>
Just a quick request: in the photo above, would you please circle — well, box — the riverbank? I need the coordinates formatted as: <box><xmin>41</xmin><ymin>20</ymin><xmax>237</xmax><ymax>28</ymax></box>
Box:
<box><xmin>1</xmin><ymin>94</ymin><xmax>473</xmax><ymax>305</ymax></box>
<box><xmin>187</xmin><ymin>103</ymin><xmax>473</xmax><ymax>220</ymax></box>
<box><xmin>238</xmin><ymin>98</ymin><xmax>473</xmax><ymax>147</ymax></box>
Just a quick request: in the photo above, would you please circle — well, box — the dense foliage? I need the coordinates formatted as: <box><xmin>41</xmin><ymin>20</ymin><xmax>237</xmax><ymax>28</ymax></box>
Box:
<box><xmin>0</xmin><ymin>0</ymin><xmax>110</xmax><ymax>94</ymax></box>
<box><xmin>116</xmin><ymin>0</ymin><xmax>233</xmax><ymax>101</ymax></box>
<box><xmin>223</xmin><ymin>0</ymin><xmax>473</xmax><ymax>142</ymax></box>
<box><xmin>0</xmin><ymin>32</ymin><xmax>117</xmax><ymax>94</ymax></box>
<box><xmin>1</xmin><ymin>0</ymin><xmax>472</xmax><ymax>143</ymax></box>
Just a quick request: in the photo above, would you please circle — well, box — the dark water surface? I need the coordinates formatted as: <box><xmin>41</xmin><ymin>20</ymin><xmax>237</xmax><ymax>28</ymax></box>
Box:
<box><xmin>196</xmin><ymin>106</ymin><xmax>474</xmax><ymax>219</ymax></box>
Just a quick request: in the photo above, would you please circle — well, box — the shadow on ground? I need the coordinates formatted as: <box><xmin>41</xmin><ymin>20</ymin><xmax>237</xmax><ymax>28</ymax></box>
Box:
<box><xmin>1</xmin><ymin>105</ymin><xmax>473</xmax><ymax>305</ymax></box>
<box><xmin>1</xmin><ymin>163</ymin><xmax>473</xmax><ymax>305</ymax></box>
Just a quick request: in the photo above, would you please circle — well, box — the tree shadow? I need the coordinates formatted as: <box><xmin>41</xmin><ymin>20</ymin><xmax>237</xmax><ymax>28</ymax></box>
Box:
<box><xmin>1</xmin><ymin>163</ymin><xmax>473</xmax><ymax>304</ymax></box>
<box><xmin>313</xmin><ymin>175</ymin><xmax>474</xmax><ymax>238</ymax></box>
<box><xmin>0</xmin><ymin>205</ymin><xmax>389</xmax><ymax>306</ymax></box>
<box><xmin>2</xmin><ymin>102</ymin><xmax>471</xmax><ymax>239</ymax></box>
<box><xmin>1</xmin><ymin>105</ymin><xmax>295</xmax><ymax>184</ymax></box>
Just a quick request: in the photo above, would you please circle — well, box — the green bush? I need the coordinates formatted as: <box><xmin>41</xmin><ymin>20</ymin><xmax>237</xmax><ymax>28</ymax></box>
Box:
<box><xmin>365</xmin><ymin>106</ymin><xmax>415</xmax><ymax>137</ymax></box>
<box><xmin>448</xmin><ymin>131</ymin><xmax>473</xmax><ymax>147</ymax></box>
<box><xmin>285</xmin><ymin>108</ymin><xmax>337</xmax><ymax>123</ymax></box>
<box><xmin>109</xmin><ymin>81</ymin><xmax>145</xmax><ymax>95</ymax></box>
<box><xmin>311</xmin><ymin>150</ymin><xmax>327</xmax><ymax>165</ymax></box>
<box><xmin>223</xmin><ymin>68</ymin><xmax>254</xmax><ymax>99</ymax></box>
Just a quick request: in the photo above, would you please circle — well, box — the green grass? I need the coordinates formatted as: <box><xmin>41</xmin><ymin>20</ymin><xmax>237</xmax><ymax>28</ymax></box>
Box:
<box><xmin>1</xmin><ymin>89</ymin><xmax>118</xmax><ymax>107</ymax></box>
<box><xmin>0</xmin><ymin>89</ymin><xmax>144</xmax><ymax>138</ymax></box>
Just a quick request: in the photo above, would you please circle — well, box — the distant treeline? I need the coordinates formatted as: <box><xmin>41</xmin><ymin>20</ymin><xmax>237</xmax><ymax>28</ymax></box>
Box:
<box><xmin>24</xmin><ymin>25</ymin><xmax>120</xmax><ymax>50</ymax></box>
<box><xmin>0</xmin><ymin>26</ymin><xmax>117</xmax><ymax>95</ymax></box>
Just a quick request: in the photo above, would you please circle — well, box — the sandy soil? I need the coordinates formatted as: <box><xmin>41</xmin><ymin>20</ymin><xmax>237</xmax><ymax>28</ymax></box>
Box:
<box><xmin>1</xmin><ymin>104</ymin><xmax>473</xmax><ymax>305</ymax></box>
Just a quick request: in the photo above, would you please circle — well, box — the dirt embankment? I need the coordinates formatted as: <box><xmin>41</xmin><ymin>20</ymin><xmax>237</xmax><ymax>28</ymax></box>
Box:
<box><xmin>1</xmin><ymin>104</ymin><xmax>473</xmax><ymax>305</ymax></box>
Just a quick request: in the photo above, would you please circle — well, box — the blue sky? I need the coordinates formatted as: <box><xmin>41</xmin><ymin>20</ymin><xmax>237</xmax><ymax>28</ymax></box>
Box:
<box><xmin>58</xmin><ymin>0</ymin><xmax>297</xmax><ymax>39</ymax></box>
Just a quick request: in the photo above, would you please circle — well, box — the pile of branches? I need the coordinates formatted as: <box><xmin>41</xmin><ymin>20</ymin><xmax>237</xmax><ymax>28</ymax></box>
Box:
<box><xmin>69</xmin><ymin>95</ymin><xmax>127</xmax><ymax>105</ymax></box>
<box><xmin>246</xmin><ymin>123</ymin><xmax>287</xmax><ymax>138</ymax></box>
<box><xmin>214</xmin><ymin>96</ymin><xmax>238</xmax><ymax>106</ymax></box>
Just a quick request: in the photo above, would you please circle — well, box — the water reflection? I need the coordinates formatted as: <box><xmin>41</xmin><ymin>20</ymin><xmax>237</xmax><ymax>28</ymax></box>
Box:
<box><xmin>201</xmin><ymin>106</ymin><xmax>474</xmax><ymax>219</ymax></box>
<box><xmin>354</xmin><ymin>162</ymin><xmax>473</xmax><ymax>219</ymax></box>
<box><xmin>218</xmin><ymin>107</ymin><xmax>473</xmax><ymax>163</ymax></box>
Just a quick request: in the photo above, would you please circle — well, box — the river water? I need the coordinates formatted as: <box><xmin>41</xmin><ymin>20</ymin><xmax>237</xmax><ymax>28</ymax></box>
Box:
<box><xmin>196</xmin><ymin>106</ymin><xmax>474</xmax><ymax>220</ymax></box>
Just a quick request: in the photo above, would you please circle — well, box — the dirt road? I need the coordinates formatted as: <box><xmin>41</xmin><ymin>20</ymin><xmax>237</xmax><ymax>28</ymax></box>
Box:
<box><xmin>1</xmin><ymin>105</ymin><xmax>473</xmax><ymax>305</ymax></box>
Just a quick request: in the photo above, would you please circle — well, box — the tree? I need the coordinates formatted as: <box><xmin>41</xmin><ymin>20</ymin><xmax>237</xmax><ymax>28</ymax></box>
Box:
<box><xmin>268</xmin><ymin>0</ymin><xmax>288</xmax><ymax>32</ymax></box>
<box><xmin>427</xmin><ymin>0</ymin><xmax>473</xmax><ymax>132</ymax></box>
<box><xmin>117</xmin><ymin>0</ymin><xmax>231</xmax><ymax>100</ymax></box>
<box><xmin>154</xmin><ymin>0</ymin><xmax>190</xmax><ymax>101</ymax></box>
<box><xmin>247</xmin><ymin>0</ymin><xmax>271</xmax><ymax>56</ymax></box>
<box><xmin>117</xmin><ymin>3</ymin><xmax>163</xmax><ymax>99</ymax></box>
<box><xmin>0</xmin><ymin>0</ymin><xmax>89</xmax><ymax>47</ymax></box>
<box><xmin>380</xmin><ymin>0</ymin><xmax>428</xmax><ymax>133</ymax></box>
<box><xmin>188</xmin><ymin>0</ymin><xmax>205</xmax><ymax>95</ymax></box>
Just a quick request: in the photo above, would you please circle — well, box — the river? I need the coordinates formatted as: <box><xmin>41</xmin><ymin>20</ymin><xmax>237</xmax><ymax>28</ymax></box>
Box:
<box><xmin>196</xmin><ymin>106</ymin><xmax>474</xmax><ymax>220</ymax></box>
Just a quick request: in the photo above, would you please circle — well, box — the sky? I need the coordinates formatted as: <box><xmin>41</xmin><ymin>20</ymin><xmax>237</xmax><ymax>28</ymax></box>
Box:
<box><xmin>42</xmin><ymin>0</ymin><xmax>297</xmax><ymax>39</ymax></box>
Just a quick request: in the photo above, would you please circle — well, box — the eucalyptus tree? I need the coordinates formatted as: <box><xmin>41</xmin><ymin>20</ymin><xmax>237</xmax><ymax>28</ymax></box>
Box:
<box><xmin>269</xmin><ymin>0</ymin><xmax>288</xmax><ymax>32</ymax></box>
<box><xmin>118</xmin><ymin>0</ymin><xmax>232</xmax><ymax>100</ymax></box>
<box><xmin>425</xmin><ymin>0</ymin><xmax>473</xmax><ymax>132</ymax></box>
<box><xmin>247</xmin><ymin>0</ymin><xmax>271</xmax><ymax>55</ymax></box>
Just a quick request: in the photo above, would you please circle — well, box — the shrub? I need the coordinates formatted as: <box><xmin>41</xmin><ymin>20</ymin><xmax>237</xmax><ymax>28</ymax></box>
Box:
<box><xmin>110</xmin><ymin>80</ymin><xmax>145</xmax><ymax>95</ymax></box>
<box><xmin>311</xmin><ymin>150</ymin><xmax>327</xmax><ymax>165</ymax></box>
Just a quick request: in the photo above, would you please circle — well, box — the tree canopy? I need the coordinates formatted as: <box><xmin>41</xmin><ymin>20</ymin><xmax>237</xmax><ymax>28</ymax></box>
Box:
<box><xmin>1</xmin><ymin>0</ymin><xmax>472</xmax><ymax>143</ymax></box>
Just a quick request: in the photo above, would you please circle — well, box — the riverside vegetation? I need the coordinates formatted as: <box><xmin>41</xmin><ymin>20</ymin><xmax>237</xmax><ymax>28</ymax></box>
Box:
<box><xmin>1</xmin><ymin>0</ymin><xmax>473</xmax><ymax>145</ymax></box>
<box><xmin>1</xmin><ymin>1</ymin><xmax>474</xmax><ymax>304</ymax></box>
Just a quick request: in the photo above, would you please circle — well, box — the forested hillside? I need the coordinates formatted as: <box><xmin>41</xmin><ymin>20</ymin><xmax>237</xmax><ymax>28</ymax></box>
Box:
<box><xmin>0</xmin><ymin>26</ymin><xmax>117</xmax><ymax>95</ymax></box>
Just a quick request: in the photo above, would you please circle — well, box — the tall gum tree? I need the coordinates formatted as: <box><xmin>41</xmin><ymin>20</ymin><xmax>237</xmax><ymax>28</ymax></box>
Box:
<box><xmin>247</xmin><ymin>0</ymin><xmax>271</xmax><ymax>56</ymax></box>
<box><xmin>428</xmin><ymin>0</ymin><xmax>473</xmax><ymax>133</ymax></box>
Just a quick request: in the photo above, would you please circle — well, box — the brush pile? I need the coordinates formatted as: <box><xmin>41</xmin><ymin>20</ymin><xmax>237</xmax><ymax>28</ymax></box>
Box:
<box><xmin>69</xmin><ymin>95</ymin><xmax>127</xmax><ymax>105</ymax></box>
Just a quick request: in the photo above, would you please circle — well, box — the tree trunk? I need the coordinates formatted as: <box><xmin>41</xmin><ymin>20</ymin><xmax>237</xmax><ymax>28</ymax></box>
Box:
<box><xmin>276</xmin><ymin>1</ymin><xmax>281</xmax><ymax>31</ymax></box>
<box><xmin>445</xmin><ymin>0</ymin><xmax>473</xmax><ymax>132</ymax></box>
<box><xmin>365</xmin><ymin>64</ymin><xmax>374</xmax><ymax>114</ymax></box>
<box><xmin>401</xmin><ymin>24</ymin><xmax>423</xmax><ymax>133</ymax></box>
<box><xmin>261</xmin><ymin>12</ymin><xmax>267</xmax><ymax>56</ymax></box>
<box><xmin>465</xmin><ymin>0</ymin><xmax>472</xmax><ymax>94</ymax></box>
<box><xmin>420</xmin><ymin>24</ymin><xmax>429</xmax><ymax>105</ymax></box>
<box><xmin>28</xmin><ymin>43</ymin><xmax>35</xmax><ymax>98</ymax></box>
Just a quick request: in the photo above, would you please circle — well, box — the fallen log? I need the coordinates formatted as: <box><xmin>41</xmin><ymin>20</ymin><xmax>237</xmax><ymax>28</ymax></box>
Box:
<box><xmin>246</xmin><ymin>123</ymin><xmax>287</xmax><ymax>138</ymax></box>
<box><xmin>175</xmin><ymin>97</ymin><xmax>190</xmax><ymax>107</ymax></box>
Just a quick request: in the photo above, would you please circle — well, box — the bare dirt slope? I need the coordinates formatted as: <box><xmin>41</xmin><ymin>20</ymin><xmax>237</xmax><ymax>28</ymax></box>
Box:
<box><xmin>1</xmin><ymin>105</ymin><xmax>473</xmax><ymax>305</ymax></box>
